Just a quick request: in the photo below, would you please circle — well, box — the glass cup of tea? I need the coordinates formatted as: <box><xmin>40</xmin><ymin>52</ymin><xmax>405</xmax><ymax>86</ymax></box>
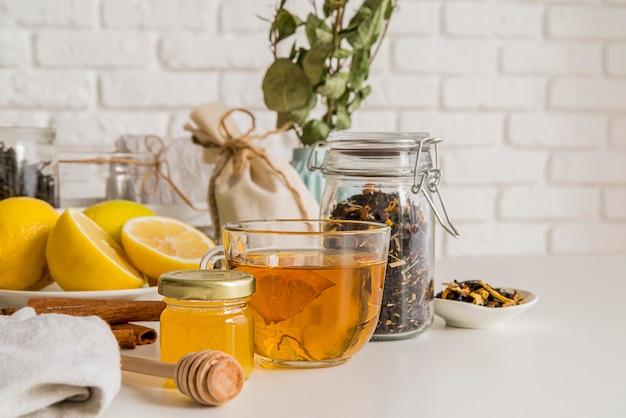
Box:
<box><xmin>200</xmin><ymin>219</ymin><xmax>390</xmax><ymax>369</ymax></box>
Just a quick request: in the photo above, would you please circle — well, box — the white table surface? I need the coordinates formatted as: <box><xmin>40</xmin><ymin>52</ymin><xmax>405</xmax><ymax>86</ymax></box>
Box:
<box><xmin>105</xmin><ymin>255</ymin><xmax>626</xmax><ymax>418</ymax></box>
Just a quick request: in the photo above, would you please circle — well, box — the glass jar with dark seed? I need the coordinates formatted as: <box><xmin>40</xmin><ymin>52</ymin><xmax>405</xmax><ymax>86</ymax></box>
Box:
<box><xmin>0</xmin><ymin>127</ymin><xmax>57</xmax><ymax>207</ymax></box>
<box><xmin>308</xmin><ymin>132</ymin><xmax>459</xmax><ymax>341</ymax></box>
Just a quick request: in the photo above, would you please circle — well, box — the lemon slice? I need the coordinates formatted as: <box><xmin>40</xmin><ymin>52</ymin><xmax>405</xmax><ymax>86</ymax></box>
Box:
<box><xmin>121</xmin><ymin>216</ymin><xmax>215</xmax><ymax>281</ymax></box>
<box><xmin>46</xmin><ymin>208</ymin><xmax>145</xmax><ymax>291</ymax></box>
<box><xmin>246</xmin><ymin>268</ymin><xmax>335</xmax><ymax>324</ymax></box>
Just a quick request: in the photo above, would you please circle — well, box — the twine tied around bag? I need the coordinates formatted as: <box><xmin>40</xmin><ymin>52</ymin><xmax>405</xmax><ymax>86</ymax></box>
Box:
<box><xmin>57</xmin><ymin>135</ymin><xmax>204</xmax><ymax>210</ymax></box>
<box><xmin>197</xmin><ymin>108</ymin><xmax>308</xmax><ymax>231</ymax></box>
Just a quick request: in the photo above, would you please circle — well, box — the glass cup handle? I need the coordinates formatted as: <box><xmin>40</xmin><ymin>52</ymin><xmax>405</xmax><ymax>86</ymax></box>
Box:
<box><xmin>200</xmin><ymin>245</ymin><xmax>226</xmax><ymax>269</ymax></box>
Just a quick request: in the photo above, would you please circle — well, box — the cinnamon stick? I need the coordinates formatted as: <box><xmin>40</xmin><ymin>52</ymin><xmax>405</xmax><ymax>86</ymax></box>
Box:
<box><xmin>111</xmin><ymin>323</ymin><xmax>158</xmax><ymax>349</ymax></box>
<box><xmin>111</xmin><ymin>325</ymin><xmax>138</xmax><ymax>349</ymax></box>
<box><xmin>1</xmin><ymin>307</ymin><xmax>18</xmax><ymax>316</ymax></box>
<box><xmin>25</xmin><ymin>298</ymin><xmax>165</xmax><ymax>324</ymax></box>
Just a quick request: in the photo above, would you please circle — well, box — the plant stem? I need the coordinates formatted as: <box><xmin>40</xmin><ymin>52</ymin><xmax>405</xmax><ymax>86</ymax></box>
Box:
<box><xmin>270</xmin><ymin>0</ymin><xmax>289</xmax><ymax>59</ymax></box>
<box><xmin>331</xmin><ymin>5</ymin><xmax>345</xmax><ymax>75</ymax></box>
<box><xmin>369</xmin><ymin>0</ymin><xmax>397</xmax><ymax>65</ymax></box>
<box><xmin>323</xmin><ymin>4</ymin><xmax>346</xmax><ymax>129</ymax></box>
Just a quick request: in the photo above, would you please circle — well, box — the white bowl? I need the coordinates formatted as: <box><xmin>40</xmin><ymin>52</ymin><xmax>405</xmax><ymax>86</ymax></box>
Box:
<box><xmin>434</xmin><ymin>288</ymin><xmax>538</xmax><ymax>329</ymax></box>
<box><xmin>0</xmin><ymin>283</ymin><xmax>159</xmax><ymax>308</ymax></box>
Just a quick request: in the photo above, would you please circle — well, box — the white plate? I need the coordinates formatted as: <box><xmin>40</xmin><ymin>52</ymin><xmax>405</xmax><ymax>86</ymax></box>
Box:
<box><xmin>0</xmin><ymin>283</ymin><xmax>160</xmax><ymax>308</ymax></box>
<box><xmin>434</xmin><ymin>288</ymin><xmax>538</xmax><ymax>329</ymax></box>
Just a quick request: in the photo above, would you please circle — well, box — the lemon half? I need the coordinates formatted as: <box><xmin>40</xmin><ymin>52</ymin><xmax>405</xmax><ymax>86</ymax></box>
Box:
<box><xmin>121</xmin><ymin>216</ymin><xmax>215</xmax><ymax>281</ymax></box>
<box><xmin>46</xmin><ymin>208</ymin><xmax>145</xmax><ymax>291</ymax></box>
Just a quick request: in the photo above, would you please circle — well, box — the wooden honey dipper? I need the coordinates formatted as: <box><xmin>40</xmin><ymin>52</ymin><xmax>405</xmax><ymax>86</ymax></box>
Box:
<box><xmin>120</xmin><ymin>350</ymin><xmax>244</xmax><ymax>406</ymax></box>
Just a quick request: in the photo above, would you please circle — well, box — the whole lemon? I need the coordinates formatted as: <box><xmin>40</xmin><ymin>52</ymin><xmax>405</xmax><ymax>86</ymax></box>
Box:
<box><xmin>0</xmin><ymin>197</ymin><xmax>59</xmax><ymax>290</ymax></box>
<box><xmin>83</xmin><ymin>199</ymin><xmax>155</xmax><ymax>245</ymax></box>
<box><xmin>46</xmin><ymin>208</ymin><xmax>145</xmax><ymax>291</ymax></box>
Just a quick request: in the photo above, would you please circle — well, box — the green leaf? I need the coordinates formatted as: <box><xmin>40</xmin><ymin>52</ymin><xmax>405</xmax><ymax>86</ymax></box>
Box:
<box><xmin>346</xmin><ymin>0</ymin><xmax>389</xmax><ymax>49</ymax></box>
<box><xmin>336</xmin><ymin>85</ymin><xmax>351</xmax><ymax>106</ymax></box>
<box><xmin>333</xmin><ymin>48</ymin><xmax>353</xmax><ymax>59</ymax></box>
<box><xmin>352</xmin><ymin>85</ymin><xmax>372</xmax><ymax>111</ymax></box>
<box><xmin>316</xmin><ymin>74</ymin><xmax>346</xmax><ymax>99</ymax></box>
<box><xmin>302</xmin><ymin>29</ymin><xmax>333</xmax><ymax>85</ymax></box>
<box><xmin>262</xmin><ymin>59</ymin><xmax>312</xmax><ymax>112</ymax></box>
<box><xmin>335</xmin><ymin>104</ymin><xmax>351</xmax><ymax>130</ymax></box>
<box><xmin>289</xmin><ymin>94</ymin><xmax>317</xmax><ymax>126</ymax></box>
<box><xmin>288</xmin><ymin>41</ymin><xmax>298</xmax><ymax>60</ymax></box>
<box><xmin>323</xmin><ymin>0</ymin><xmax>347</xmax><ymax>17</ymax></box>
<box><xmin>349</xmin><ymin>49</ymin><xmax>370</xmax><ymax>89</ymax></box>
<box><xmin>315</xmin><ymin>28</ymin><xmax>334</xmax><ymax>45</ymax></box>
<box><xmin>305</xmin><ymin>13</ymin><xmax>323</xmax><ymax>45</ymax></box>
<box><xmin>276</xmin><ymin>112</ymin><xmax>291</xmax><ymax>129</ymax></box>
<box><xmin>295</xmin><ymin>47</ymin><xmax>307</xmax><ymax>66</ymax></box>
<box><xmin>384</xmin><ymin>0</ymin><xmax>395</xmax><ymax>19</ymax></box>
<box><xmin>273</xmin><ymin>9</ymin><xmax>302</xmax><ymax>43</ymax></box>
<box><xmin>302</xmin><ymin>120</ymin><xmax>331</xmax><ymax>145</ymax></box>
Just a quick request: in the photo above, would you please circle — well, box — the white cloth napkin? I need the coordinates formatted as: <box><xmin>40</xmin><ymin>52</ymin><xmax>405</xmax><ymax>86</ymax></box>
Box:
<box><xmin>0</xmin><ymin>308</ymin><xmax>121</xmax><ymax>418</ymax></box>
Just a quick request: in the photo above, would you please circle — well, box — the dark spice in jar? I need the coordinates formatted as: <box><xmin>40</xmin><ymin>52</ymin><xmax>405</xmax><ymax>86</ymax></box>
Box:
<box><xmin>330</xmin><ymin>187</ymin><xmax>433</xmax><ymax>338</ymax></box>
<box><xmin>0</xmin><ymin>142</ymin><xmax>56</xmax><ymax>205</ymax></box>
<box><xmin>0</xmin><ymin>143</ymin><xmax>18</xmax><ymax>200</ymax></box>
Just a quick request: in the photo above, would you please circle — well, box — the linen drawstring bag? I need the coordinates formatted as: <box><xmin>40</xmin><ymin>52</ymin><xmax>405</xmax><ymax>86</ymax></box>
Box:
<box><xmin>184</xmin><ymin>102</ymin><xmax>319</xmax><ymax>241</ymax></box>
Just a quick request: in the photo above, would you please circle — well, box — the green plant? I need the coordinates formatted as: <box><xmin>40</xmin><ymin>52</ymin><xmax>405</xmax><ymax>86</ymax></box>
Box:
<box><xmin>262</xmin><ymin>0</ymin><xmax>396</xmax><ymax>146</ymax></box>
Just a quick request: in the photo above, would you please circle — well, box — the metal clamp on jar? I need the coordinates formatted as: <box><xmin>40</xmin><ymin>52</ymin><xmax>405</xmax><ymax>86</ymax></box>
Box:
<box><xmin>308</xmin><ymin>132</ymin><xmax>459</xmax><ymax>340</ymax></box>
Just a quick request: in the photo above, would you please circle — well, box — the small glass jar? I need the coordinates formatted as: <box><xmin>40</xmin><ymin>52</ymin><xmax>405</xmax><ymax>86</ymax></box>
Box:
<box><xmin>0</xmin><ymin>127</ymin><xmax>57</xmax><ymax>206</ymax></box>
<box><xmin>309</xmin><ymin>132</ymin><xmax>459</xmax><ymax>341</ymax></box>
<box><xmin>158</xmin><ymin>270</ymin><xmax>255</xmax><ymax>379</ymax></box>
<box><xmin>55</xmin><ymin>149</ymin><xmax>157</xmax><ymax>208</ymax></box>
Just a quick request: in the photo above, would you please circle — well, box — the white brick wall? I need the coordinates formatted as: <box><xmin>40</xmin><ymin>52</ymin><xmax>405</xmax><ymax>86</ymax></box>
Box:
<box><xmin>608</xmin><ymin>43</ymin><xmax>626</xmax><ymax>75</ymax></box>
<box><xmin>0</xmin><ymin>0</ymin><xmax>94</xmax><ymax>28</ymax></box>
<box><xmin>443</xmin><ymin>77</ymin><xmax>545</xmax><ymax>110</ymax></box>
<box><xmin>0</xmin><ymin>31</ymin><xmax>30</xmax><ymax>66</ymax></box>
<box><xmin>0</xmin><ymin>70</ymin><xmax>94</xmax><ymax>108</ymax></box>
<box><xmin>100</xmin><ymin>71</ymin><xmax>219</xmax><ymax>108</ymax></box>
<box><xmin>101</xmin><ymin>0</ymin><xmax>218</xmax><ymax>30</ymax></box>
<box><xmin>0</xmin><ymin>0</ymin><xmax>625</xmax><ymax>257</ymax></box>
<box><xmin>36</xmin><ymin>30</ymin><xmax>154</xmax><ymax>68</ymax></box>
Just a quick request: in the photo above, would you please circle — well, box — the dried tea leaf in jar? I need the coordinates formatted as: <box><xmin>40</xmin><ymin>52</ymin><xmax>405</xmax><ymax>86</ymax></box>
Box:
<box><xmin>311</xmin><ymin>132</ymin><xmax>459</xmax><ymax>340</ymax></box>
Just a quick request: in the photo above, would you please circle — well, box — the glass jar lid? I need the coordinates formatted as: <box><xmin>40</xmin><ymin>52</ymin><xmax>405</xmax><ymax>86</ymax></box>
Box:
<box><xmin>158</xmin><ymin>270</ymin><xmax>255</xmax><ymax>300</ymax></box>
<box><xmin>0</xmin><ymin>127</ymin><xmax>55</xmax><ymax>145</ymax></box>
<box><xmin>310</xmin><ymin>131</ymin><xmax>435</xmax><ymax>177</ymax></box>
<box><xmin>308</xmin><ymin>131</ymin><xmax>460</xmax><ymax>239</ymax></box>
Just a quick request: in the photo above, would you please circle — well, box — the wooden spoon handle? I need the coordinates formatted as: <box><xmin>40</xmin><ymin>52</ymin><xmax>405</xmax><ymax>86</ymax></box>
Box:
<box><xmin>120</xmin><ymin>354</ymin><xmax>176</xmax><ymax>379</ymax></box>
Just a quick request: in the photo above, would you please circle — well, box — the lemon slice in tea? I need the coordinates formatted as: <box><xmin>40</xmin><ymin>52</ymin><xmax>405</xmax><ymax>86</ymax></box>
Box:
<box><xmin>247</xmin><ymin>269</ymin><xmax>335</xmax><ymax>324</ymax></box>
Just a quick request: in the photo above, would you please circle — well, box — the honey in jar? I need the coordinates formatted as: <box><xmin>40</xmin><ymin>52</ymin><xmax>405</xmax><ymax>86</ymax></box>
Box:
<box><xmin>158</xmin><ymin>270</ymin><xmax>255</xmax><ymax>379</ymax></box>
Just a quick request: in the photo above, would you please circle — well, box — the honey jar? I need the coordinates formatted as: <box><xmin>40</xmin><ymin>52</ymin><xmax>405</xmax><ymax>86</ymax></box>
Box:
<box><xmin>158</xmin><ymin>270</ymin><xmax>255</xmax><ymax>379</ymax></box>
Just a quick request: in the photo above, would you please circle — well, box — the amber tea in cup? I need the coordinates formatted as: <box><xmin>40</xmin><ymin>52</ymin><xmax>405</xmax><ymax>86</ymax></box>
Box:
<box><xmin>201</xmin><ymin>219</ymin><xmax>390</xmax><ymax>368</ymax></box>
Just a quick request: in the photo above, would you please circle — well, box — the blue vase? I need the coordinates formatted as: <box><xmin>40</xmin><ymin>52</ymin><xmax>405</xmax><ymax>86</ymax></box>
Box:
<box><xmin>290</xmin><ymin>146</ymin><xmax>326</xmax><ymax>203</ymax></box>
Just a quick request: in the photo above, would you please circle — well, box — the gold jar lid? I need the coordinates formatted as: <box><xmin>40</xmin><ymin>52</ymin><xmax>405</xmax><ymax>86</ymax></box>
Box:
<box><xmin>158</xmin><ymin>270</ymin><xmax>255</xmax><ymax>300</ymax></box>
